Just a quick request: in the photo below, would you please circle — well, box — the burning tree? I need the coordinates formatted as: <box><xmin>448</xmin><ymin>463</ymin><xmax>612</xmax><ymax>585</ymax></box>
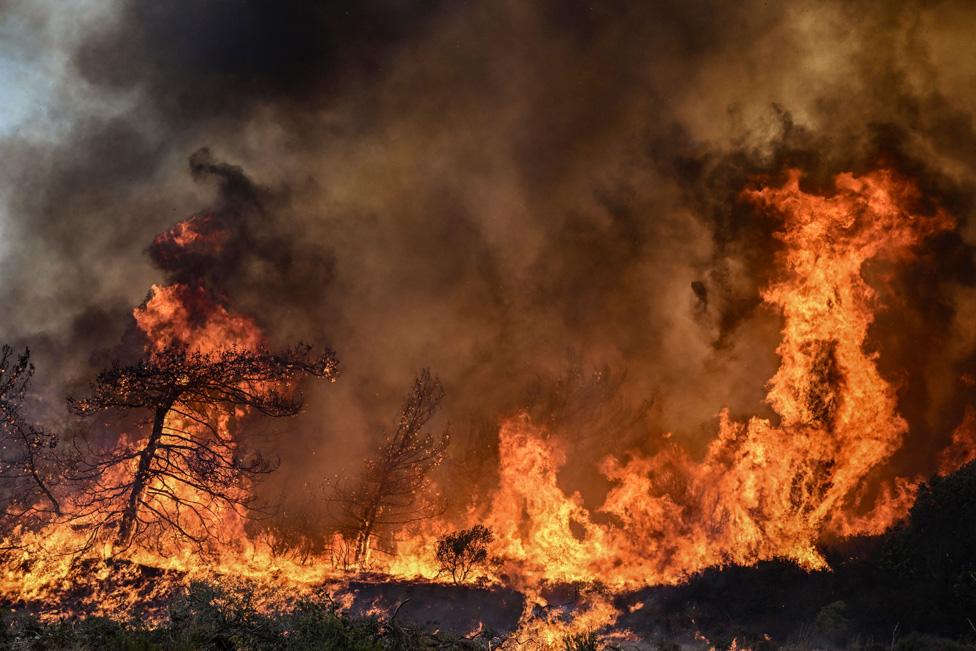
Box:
<box><xmin>0</xmin><ymin>345</ymin><xmax>62</xmax><ymax>533</ymax></box>
<box><xmin>68</xmin><ymin>344</ymin><xmax>337</xmax><ymax>552</ymax></box>
<box><xmin>332</xmin><ymin>370</ymin><xmax>450</xmax><ymax>566</ymax></box>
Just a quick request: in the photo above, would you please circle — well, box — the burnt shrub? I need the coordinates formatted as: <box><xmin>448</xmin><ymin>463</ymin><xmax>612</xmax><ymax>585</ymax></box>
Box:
<box><xmin>435</xmin><ymin>525</ymin><xmax>494</xmax><ymax>585</ymax></box>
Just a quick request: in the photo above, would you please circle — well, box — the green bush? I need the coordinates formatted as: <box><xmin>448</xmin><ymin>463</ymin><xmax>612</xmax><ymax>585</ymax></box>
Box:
<box><xmin>876</xmin><ymin>460</ymin><xmax>976</xmax><ymax>635</ymax></box>
<box><xmin>814</xmin><ymin>600</ymin><xmax>850</xmax><ymax>644</ymax></box>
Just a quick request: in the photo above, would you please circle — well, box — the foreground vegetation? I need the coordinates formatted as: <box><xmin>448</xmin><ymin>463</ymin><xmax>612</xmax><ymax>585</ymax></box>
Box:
<box><xmin>0</xmin><ymin>581</ymin><xmax>489</xmax><ymax>650</ymax></box>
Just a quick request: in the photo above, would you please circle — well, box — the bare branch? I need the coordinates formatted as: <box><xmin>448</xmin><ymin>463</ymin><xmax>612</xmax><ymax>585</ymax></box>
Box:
<box><xmin>0</xmin><ymin>345</ymin><xmax>64</xmax><ymax>531</ymax></box>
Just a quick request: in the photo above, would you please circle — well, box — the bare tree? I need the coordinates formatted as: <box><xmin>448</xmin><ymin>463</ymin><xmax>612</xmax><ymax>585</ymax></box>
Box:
<box><xmin>331</xmin><ymin>370</ymin><xmax>450</xmax><ymax>566</ymax></box>
<box><xmin>68</xmin><ymin>344</ymin><xmax>337</xmax><ymax>553</ymax></box>
<box><xmin>0</xmin><ymin>345</ymin><xmax>62</xmax><ymax>533</ymax></box>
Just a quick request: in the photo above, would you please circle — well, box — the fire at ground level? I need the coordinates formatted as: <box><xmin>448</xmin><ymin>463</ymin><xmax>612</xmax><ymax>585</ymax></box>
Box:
<box><xmin>1</xmin><ymin>456</ymin><xmax>974</xmax><ymax>651</ymax></box>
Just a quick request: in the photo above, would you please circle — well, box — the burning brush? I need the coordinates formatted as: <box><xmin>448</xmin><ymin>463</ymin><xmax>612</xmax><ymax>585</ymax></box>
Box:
<box><xmin>0</xmin><ymin>168</ymin><xmax>974</xmax><ymax>650</ymax></box>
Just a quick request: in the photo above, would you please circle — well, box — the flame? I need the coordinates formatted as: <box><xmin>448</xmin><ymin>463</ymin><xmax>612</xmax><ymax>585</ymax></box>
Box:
<box><xmin>509</xmin><ymin>588</ymin><xmax>622</xmax><ymax>649</ymax></box>
<box><xmin>484</xmin><ymin>416</ymin><xmax>611</xmax><ymax>585</ymax></box>
<box><xmin>0</xmin><ymin>220</ymin><xmax>332</xmax><ymax>618</ymax></box>
<box><xmin>149</xmin><ymin>213</ymin><xmax>229</xmax><ymax>272</ymax></box>
<box><xmin>370</xmin><ymin>169</ymin><xmax>972</xmax><ymax>645</ymax></box>
<box><xmin>938</xmin><ymin>404</ymin><xmax>976</xmax><ymax>474</ymax></box>
<box><xmin>134</xmin><ymin>283</ymin><xmax>263</xmax><ymax>355</ymax></box>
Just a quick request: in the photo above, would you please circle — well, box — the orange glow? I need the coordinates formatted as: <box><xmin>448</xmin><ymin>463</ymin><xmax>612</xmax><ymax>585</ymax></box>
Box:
<box><xmin>938</xmin><ymin>405</ymin><xmax>976</xmax><ymax>474</ymax></box>
<box><xmin>150</xmin><ymin>214</ymin><xmax>229</xmax><ymax>266</ymax></box>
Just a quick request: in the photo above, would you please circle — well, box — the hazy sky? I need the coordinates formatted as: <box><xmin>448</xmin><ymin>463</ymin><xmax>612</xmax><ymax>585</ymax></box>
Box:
<box><xmin>0</xmin><ymin>1</ymin><xmax>73</xmax><ymax>135</ymax></box>
<box><xmin>0</xmin><ymin>0</ymin><xmax>119</xmax><ymax>259</ymax></box>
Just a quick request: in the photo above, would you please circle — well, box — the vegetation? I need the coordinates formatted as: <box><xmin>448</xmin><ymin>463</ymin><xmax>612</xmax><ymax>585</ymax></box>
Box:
<box><xmin>561</xmin><ymin>631</ymin><xmax>599</xmax><ymax>651</ymax></box>
<box><xmin>4</xmin><ymin>456</ymin><xmax>976</xmax><ymax>650</ymax></box>
<box><xmin>330</xmin><ymin>370</ymin><xmax>450</xmax><ymax>567</ymax></box>
<box><xmin>656</xmin><ymin>460</ymin><xmax>976</xmax><ymax>649</ymax></box>
<box><xmin>2</xmin><ymin>335</ymin><xmax>976</xmax><ymax>649</ymax></box>
<box><xmin>435</xmin><ymin>525</ymin><xmax>494</xmax><ymax>585</ymax></box>
<box><xmin>876</xmin><ymin>463</ymin><xmax>976</xmax><ymax>634</ymax></box>
<box><xmin>0</xmin><ymin>580</ymin><xmax>487</xmax><ymax>650</ymax></box>
<box><xmin>0</xmin><ymin>346</ymin><xmax>62</xmax><ymax>533</ymax></box>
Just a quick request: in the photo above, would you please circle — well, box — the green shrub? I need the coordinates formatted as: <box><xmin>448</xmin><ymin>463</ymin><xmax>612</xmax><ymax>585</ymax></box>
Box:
<box><xmin>814</xmin><ymin>599</ymin><xmax>850</xmax><ymax>644</ymax></box>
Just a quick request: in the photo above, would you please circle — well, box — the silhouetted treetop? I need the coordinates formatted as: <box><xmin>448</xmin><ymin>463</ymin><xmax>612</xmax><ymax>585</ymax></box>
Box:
<box><xmin>68</xmin><ymin>344</ymin><xmax>338</xmax><ymax>417</ymax></box>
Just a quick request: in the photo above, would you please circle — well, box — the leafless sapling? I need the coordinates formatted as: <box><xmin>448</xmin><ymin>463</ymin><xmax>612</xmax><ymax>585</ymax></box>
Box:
<box><xmin>332</xmin><ymin>369</ymin><xmax>450</xmax><ymax>566</ymax></box>
<box><xmin>0</xmin><ymin>345</ymin><xmax>62</xmax><ymax>534</ymax></box>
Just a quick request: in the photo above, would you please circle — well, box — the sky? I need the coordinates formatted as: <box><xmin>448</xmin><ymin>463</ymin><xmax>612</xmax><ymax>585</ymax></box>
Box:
<box><xmin>0</xmin><ymin>5</ymin><xmax>48</xmax><ymax>252</ymax></box>
<box><xmin>0</xmin><ymin>1</ymin><xmax>96</xmax><ymax>135</ymax></box>
<box><xmin>0</xmin><ymin>47</ymin><xmax>46</xmax><ymax>135</ymax></box>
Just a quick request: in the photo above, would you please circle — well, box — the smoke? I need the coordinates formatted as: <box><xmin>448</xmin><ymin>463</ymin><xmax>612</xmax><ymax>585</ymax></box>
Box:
<box><xmin>2</xmin><ymin>0</ymin><xmax>976</xmax><ymax>520</ymax></box>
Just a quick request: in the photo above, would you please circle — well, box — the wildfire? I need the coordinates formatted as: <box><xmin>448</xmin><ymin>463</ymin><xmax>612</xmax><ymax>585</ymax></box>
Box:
<box><xmin>0</xmin><ymin>215</ymin><xmax>336</xmax><ymax>620</ymax></box>
<box><xmin>1</xmin><ymin>170</ymin><xmax>975</xmax><ymax>648</ymax></box>
<box><xmin>149</xmin><ymin>213</ymin><xmax>229</xmax><ymax>275</ymax></box>
<box><xmin>385</xmin><ymin>169</ymin><xmax>958</xmax><ymax>595</ymax></box>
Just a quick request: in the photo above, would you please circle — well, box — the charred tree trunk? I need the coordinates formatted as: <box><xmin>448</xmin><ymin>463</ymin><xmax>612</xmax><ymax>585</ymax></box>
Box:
<box><xmin>354</xmin><ymin>518</ymin><xmax>374</xmax><ymax>566</ymax></box>
<box><xmin>353</xmin><ymin>484</ymin><xmax>384</xmax><ymax>566</ymax></box>
<box><xmin>336</xmin><ymin>370</ymin><xmax>448</xmax><ymax>567</ymax></box>
<box><xmin>69</xmin><ymin>344</ymin><xmax>337</xmax><ymax>551</ymax></box>
<box><xmin>115</xmin><ymin>399</ymin><xmax>172</xmax><ymax>548</ymax></box>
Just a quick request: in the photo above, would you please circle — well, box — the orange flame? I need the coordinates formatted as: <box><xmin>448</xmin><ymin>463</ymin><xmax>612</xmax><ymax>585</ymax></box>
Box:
<box><xmin>134</xmin><ymin>283</ymin><xmax>263</xmax><ymax>355</ymax></box>
<box><xmin>938</xmin><ymin>405</ymin><xmax>976</xmax><ymax>474</ymax></box>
